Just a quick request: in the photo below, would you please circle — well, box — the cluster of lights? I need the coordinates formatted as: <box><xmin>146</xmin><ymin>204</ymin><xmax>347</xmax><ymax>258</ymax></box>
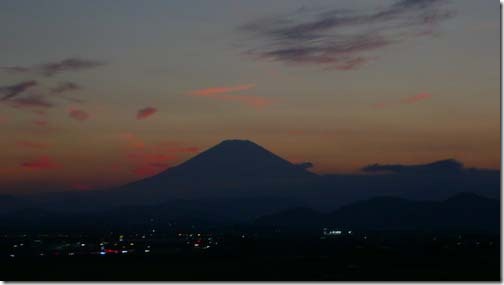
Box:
<box><xmin>178</xmin><ymin>232</ymin><xmax>218</xmax><ymax>249</ymax></box>
<box><xmin>322</xmin><ymin>228</ymin><xmax>353</xmax><ymax>236</ymax></box>
<box><xmin>4</xmin><ymin>232</ymin><xmax>160</xmax><ymax>258</ymax></box>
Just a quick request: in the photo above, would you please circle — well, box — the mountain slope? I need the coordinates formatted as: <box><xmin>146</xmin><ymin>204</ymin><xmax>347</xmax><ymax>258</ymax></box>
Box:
<box><xmin>118</xmin><ymin>139</ymin><xmax>317</xmax><ymax>199</ymax></box>
<box><xmin>162</xmin><ymin>139</ymin><xmax>314</xmax><ymax>179</ymax></box>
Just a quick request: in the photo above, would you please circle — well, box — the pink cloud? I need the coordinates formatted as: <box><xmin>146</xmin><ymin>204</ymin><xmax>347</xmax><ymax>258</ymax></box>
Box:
<box><xmin>187</xmin><ymin>84</ymin><xmax>272</xmax><ymax>109</ymax></box>
<box><xmin>31</xmin><ymin>119</ymin><xmax>58</xmax><ymax>133</ymax></box>
<box><xmin>137</xmin><ymin>107</ymin><xmax>157</xmax><ymax>120</ymax></box>
<box><xmin>33</xmin><ymin>119</ymin><xmax>49</xmax><ymax>127</ymax></box>
<box><xmin>373</xmin><ymin>93</ymin><xmax>433</xmax><ymax>109</ymax></box>
<box><xmin>189</xmin><ymin>84</ymin><xmax>255</xmax><ymax>96</ymax></box>
<box><xmin>403</xmin><ymin>93</ymin><xmax>432</xmax><ymax>104</ymax></box>
<box><xmin>68</xmin><ymin>108</ymin><xmax>90</xmax><ymax>121</ymax></box>
<box><xmin>208</xmin><ymin>94</ymin><xmax>274</xmax><ymax>109</ymax></box>
<box><xmin>16</xmin><ymin>140</ymin><xmax>50</xmax><ymax>149</ymax></box>
<box><xmin>21</xmin><ymin>156</ymin><xmax>59</xmax><ymax>170</ymax></box>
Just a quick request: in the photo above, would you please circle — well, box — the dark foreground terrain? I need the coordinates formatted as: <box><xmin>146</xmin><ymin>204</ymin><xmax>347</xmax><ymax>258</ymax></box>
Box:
<box><xmin>1</xmin><ymin>230</ymin><xmax>499</xmax><ymax>281</ymax></box>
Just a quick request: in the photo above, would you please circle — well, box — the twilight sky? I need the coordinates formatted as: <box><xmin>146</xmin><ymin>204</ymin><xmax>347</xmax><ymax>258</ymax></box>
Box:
<box><xmin>0</xmin><ymin>0</ymin><xmax>499</xmax><ymax>193</ymax></box>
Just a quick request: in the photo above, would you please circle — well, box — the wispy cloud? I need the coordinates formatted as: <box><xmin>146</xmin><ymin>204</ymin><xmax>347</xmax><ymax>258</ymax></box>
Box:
<box><xmin>21</xmin><ymin>156</ymin><xmax>59</xmax><ymax>170</ymax></box>
<box><xmin>1</xmin><ymin>58</ymin><xmax>106</xmax><ymax>77</ymax></box>
<box><xmin>50</xmin><ymin>81</ymin><xmax>81</xmax><ymax>94</ymax></box>
<box><xmin>136</xmin><ymin>107</ymin><xmax>158</xmax><ymax>120</ymax></box>
<box><xmin>8</xmin><ymin>95</ymin><xmax>53</xmax><ymax>109</ymax></box>
<box><xmin>68</xmin><ymin>108</ymin><xmax>90</xmax><ymax>121</ymax></box>
<box><xmin>204</xmin><ymin>94</ymin><xmax>274</xmax><ymax>109</ymax></box>
<box><xmin>32</xmin><ymin>119</ymin><xmax>49</xmax><ymax>128</ymax></box>
<box><xmin>188</xmin><ymin>84</ymin><xmax>273</xmax><ymax>109</ymax></box>
<box><xmin>403</xmin><ymin>93</ymin><xmax>432</xmax><ymax>104</ymax></box>
<box><xmin>1</xmin><ymin>80</ymin><xmax>84</xmax><ymax>112</ymax></box>
<box><xmin>371</xmin><ymin>102</ymin><xmax>388</xmax><ymax>109</ymax></box>
<box><xmin>373</xmin><ymin>92</ymin><xmax>433</xmax><ymax>108</ymax></box>
<box><xmin>188</xmin><ymin>84</ymin><xmax>255</xmax><ymax>96</ymax></box>
<box><xmin>0</xmin><ymin>80</ymin><xmax>38</xmax><ymax>100</ymax></box>
<box><xmin>240</xmin><ymin>0</ymin><xmax>453</xmax><ymax>69</ymax></box>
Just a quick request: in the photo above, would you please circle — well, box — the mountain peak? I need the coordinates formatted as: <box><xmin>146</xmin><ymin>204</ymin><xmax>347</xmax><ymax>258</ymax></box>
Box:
<box><xmin>213</xmin><ymin>139</ymin><xmax>261</xmax><ymax>150</ymax></box>
<box><xmin>121</xmin><ymin>139</ymin><xmax>317</xmax><ymax>197</ymax></box>
<box><xmin>168</xmin><ymin>139</ymin><xmax>313</xmax><ymax>177</ymax></box>
<box><xmin>219</xmin><ymin>139</ymin><xmax>256</xmax><ymax>145</ymax></box>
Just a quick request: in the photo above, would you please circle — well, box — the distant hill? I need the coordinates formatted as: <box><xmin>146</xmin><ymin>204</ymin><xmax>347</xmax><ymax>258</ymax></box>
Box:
<box><xmin>1</xmin><ymin>192</ymin><xmax>499</xmax><ymax>233</ymax></box>
<box><xmin>254</xmin><ymin>193</ymin><xmax>499</xmax><ymax>233</ymax></box>
<box><xmin>255</xmin><ymin>207</ymin><xmax>324</xmax><ymax>228</ymax></box>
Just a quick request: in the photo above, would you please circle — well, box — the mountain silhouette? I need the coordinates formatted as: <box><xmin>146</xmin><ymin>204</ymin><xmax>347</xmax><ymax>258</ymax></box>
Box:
<box><xmin>362</xmin><ymin>159</ymin><xmax>464</xmax><ymax>174</ymax></box>
<box><xmin>158</xmin><ymin>139</ymin><xmax>315</xmax><ymax>180</ymax></box>
<box><xmin>118</xmin><ymin>139</ymin><xmax>317</xmax><ymax>200</ymax></box>
<box><xmin>254</xmin><ymin>193</ymin><xmax>499</xmax><ymax>233</ymax></box>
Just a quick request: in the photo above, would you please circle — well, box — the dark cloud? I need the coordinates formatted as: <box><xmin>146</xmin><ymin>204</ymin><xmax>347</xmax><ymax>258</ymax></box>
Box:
<box><xmin>240</xmin><ymin>0</ymin><xmax>453</xmax><ymax>69</ymax></box>
<box><xmin>136</xmin><ymin>107</ymin><xmax>158</xmax><ymax>120</ymax></box>
<box><xmin>39</xmin><ymin>58</ymin><xmax>105</xmax><ymax>76</ymax></box>
<box><xmin>8</xmin><ymin>96</ymin><xmax>53</xmax><ymax>109</ymax></box>
<box><xmin>1</xmin><ymin>58</ymin><xmax>106</xmax><ymax>77</ymax></box>
<box><xmin>1</xmin><ymin>80</ymin><xmax>84</xmax><ymax>110</ymax></box>
<box><xmin>50</xmin><ymin>82</ymin><xmax>81</xmax><ymax>94</ymax></box>
<box><xmin>0</xmin><ymin>80</ymin><xmax>38</xmax><ymax>100</ymax></box>
<box><xmin>1</xmin><ymin>66</ymin><xmax>30</xmax><ymax>73</ymax></box>
<box><xmin>362</xmin><ymin>159</ymin><xmax>463</xmax><ymax>174</ymax></box>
